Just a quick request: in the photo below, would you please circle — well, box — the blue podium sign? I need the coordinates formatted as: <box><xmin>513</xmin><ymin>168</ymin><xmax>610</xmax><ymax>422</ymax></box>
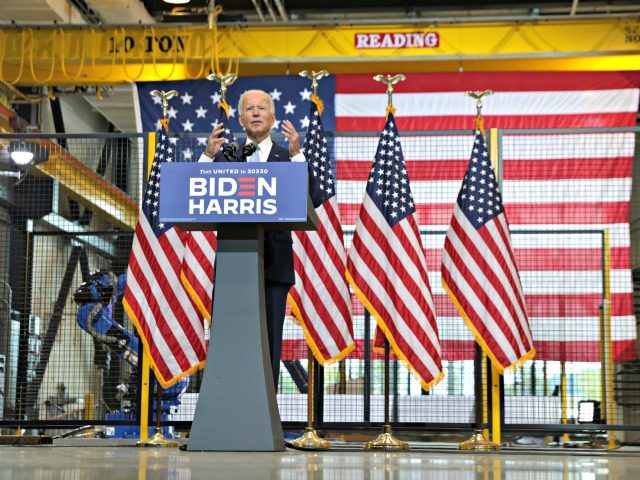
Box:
<box><xmin>161</xmin><ymin>160</ymin><xmax>317</xmax><ymax>451</ymax></box>
<box><xmin>159</xmin><ymin>162</ymin><xmax>308</xmax><ymax>223</ymax></box>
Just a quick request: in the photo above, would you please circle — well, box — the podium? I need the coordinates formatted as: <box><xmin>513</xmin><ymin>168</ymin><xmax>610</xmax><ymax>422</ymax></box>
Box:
<box><xmin>159</xmin><ymin>162</ymin><xmax>317</xmax><ymax>451</ymax></box>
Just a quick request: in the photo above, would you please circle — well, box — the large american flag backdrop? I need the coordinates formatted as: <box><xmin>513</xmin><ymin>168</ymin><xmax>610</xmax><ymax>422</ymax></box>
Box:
<box><xmin>135</xmin><ymin>70</ymin><xmax>639</xmax><ymax>364</ymax></box>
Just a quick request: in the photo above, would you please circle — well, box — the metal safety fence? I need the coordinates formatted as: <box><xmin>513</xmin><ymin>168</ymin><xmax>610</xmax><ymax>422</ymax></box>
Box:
<box><xmin>0</xmin><ymin>128</ymin><xmax>638</xmax><ymax>444</ymax></box>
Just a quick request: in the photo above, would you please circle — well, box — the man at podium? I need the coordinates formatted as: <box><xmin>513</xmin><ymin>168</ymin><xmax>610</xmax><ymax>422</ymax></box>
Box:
<box><xmin>198</xmin><ymin>89</ymin><xmax>307</xmax><ymax>388</ymax></box>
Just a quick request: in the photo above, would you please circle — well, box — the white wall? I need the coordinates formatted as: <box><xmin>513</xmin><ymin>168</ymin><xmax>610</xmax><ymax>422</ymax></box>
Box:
<box><xmin>40</xmin><ymin>94</ymin><xmax>110</xmax><ymax>135</ymax></box>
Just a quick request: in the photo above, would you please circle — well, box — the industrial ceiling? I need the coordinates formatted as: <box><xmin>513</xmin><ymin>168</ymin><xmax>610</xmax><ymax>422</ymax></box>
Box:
<box><xmin>0</xmin><ymin>1</ymin><xmax>638</xmax><ymax>132</ymax></box>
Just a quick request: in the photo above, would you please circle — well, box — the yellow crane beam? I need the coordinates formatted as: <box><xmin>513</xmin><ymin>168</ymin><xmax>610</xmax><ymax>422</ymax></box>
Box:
<box><xmin>35</xmin><ymin>138</ymin><xmax>138</xmax><ymax>230</ymax></box>
<box><xmin>0</xmin><ymin>16</ymin><xmax>638</xmax><ymax>85</ymax></box>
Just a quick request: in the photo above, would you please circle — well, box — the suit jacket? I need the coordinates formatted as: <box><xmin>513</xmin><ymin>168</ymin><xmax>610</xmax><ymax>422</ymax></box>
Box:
<box><xmin>214</xmin><ymin>140</ymin><xmax>295</xmax><ymax>286</ymax></box>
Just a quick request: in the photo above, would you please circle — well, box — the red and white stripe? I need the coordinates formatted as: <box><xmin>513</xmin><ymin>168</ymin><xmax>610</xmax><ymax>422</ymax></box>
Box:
<box><xmin>290</xmin><ymin>195</ymin><xmax>355</xmax><ymax>363</ymax></box>
<box><xmin>335</xmin><ymin>71</ymin><xmax>639</xmax><ymax>130</ymax></box>
<box><xmin>180</xmin><ymin>231</ymin><xmax>216</xmax><ymax>321</ymax></box>
<box><xmin>347</xmin><ymin>195</ymin><xmax>443</xmax><ymax>389</ymax></box>
<box><xmin>442</xmin><ymin>205</ymin><xmax>534</xmax><ymax>372</ymax></box>
<box><xmin>123</xmin><ymin>221</ymin><xmax>207</xmax><ymax>387</ymax></box>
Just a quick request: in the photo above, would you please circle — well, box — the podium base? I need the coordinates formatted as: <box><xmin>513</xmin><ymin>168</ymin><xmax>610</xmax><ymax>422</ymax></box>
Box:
<box><xmin>364</xmin><ymin>425</ymin><xmax>409</xmax><ymax>450</ymax></box>
<box><xmin>457</xmin><ymin>430</ymin><xmax>500</xmax><ymax>451</ymax></box>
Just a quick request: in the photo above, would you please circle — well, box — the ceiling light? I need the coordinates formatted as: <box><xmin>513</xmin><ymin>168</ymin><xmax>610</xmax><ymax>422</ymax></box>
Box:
<box><xmin>8</xmin><ymin>140</ymin><xmax>49</xmax><ymax>167</ymax></box>
<box><xmin>163</xmin><ymin>0</ymin><xmax>191</xmax><ymax>4</ymax></box>
<box><xmin>10</xmin><ymin>143</ymin><xmax>34</xmax><ymax>166</ymax></box>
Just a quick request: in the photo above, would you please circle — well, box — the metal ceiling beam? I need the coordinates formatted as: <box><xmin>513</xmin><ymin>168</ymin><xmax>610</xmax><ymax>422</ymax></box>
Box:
<box><xmin>273</xmin><ymin>0</ymin><xmax>288</xmax><ymax>22</ymax></box>
<box><xmin>262</xmin><ymin>0</ymin><xmax>278</xmax><ymax>22</ymax></box>
<box><xmin>251</xmin><ymin>0</ymin><xmax>265</xmax><ymax>21</ymax></box>
<box><xmin>570</xmin><ymin>0</ymin><xmax>581</xmax><ymax>16</ymax></box>
<box><xmin>68</xmin><ymin>0</ymin><xmax>104</xmax><ymax>24</ymax></box>
<box><xmin>38</xmin><ymin>212</ymin><xmax>116</xmax><ymax>256</ymax></box>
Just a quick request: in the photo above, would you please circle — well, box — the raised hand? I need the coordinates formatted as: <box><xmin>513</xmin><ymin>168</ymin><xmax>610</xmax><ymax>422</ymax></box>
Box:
<box><xmin>203</xmin><ymin>123</ymin><xmax>227</xmax><ymax>159</ymax></box>
<box><xmin>281</xmin><ymin>119</ymin><xmax>300</xmax><ymax>157</ymax></box>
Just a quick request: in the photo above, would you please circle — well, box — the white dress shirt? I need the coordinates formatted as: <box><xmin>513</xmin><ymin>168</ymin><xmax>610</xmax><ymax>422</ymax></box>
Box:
<box><xmin>198</xmin><ymin>136</ymin><xmax>306</xmax><ymax>163</ymax></box>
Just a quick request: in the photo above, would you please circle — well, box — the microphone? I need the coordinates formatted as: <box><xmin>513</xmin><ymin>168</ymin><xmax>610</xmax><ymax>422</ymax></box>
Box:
<box><xmin>222</xmin><ymin>141</ymin><xmax>239</xmax><ymax>161</ymax></box>
<box><xmin>241</xmin><ymin>142</ymin><xmax>258</xmax><ymax>161</ymax></box>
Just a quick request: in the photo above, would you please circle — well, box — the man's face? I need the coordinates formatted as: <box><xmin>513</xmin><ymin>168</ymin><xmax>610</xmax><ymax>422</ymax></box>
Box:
<box><xmin>239</xmin><ymin>92</ymin><xmax>275</xmax><ymax>142</ymax></box>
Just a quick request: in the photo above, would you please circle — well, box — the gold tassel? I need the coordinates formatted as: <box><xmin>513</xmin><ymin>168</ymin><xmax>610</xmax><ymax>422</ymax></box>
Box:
<box><xmin>476</xmin><ymin>115</ymin><xmax>484</xmax><ymax>136</ymax></box>
<box><xmin>310</xmin><ymin>95</ymin><xmax>324</xmax><ymax>116</ymax></box>
<box><xmin>386</xmin><ymin>104</ymin><xmax>396</xmax><ymax>117</ymax></box>
<box><xmin>218</xmin><ymin>101</ymin><xmax>230</xmax><ymax>119</ymax></box>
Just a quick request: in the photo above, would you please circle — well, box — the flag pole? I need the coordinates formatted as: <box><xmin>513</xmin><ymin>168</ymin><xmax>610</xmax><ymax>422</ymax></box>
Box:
<box><xmin>364</xmin><ymin>73</ymin><xmax>409</xmax><ymax>451</ymax></box>
<box><xmin>138</xmin><ymin>377</ymin><xmax>179</xmax><ymax>448</ymax></box>
<box><xmin>136</xmin><ymin>89</ymin><xmax>180</xmax><ymax>449</ymax></box>
<box><xmin>364</xmin><ymin>337</ymin><xmax>409</xmax><ymax>450</ymax></box>
<box><xmin>459</xmin><ymin>344</ymin><xmax>499</xmax><ymax>450</ymax></box>
<box><xmin>289</xmin><ymin>69</ymin><xmax>332</xmax><ymax>450</ymax></box>
<box><xmin>289</xmin><ymin>348</ymin><xmax>331</xmax><ymax>449</ymax></box>
<box><xmin>457</xmin><ymin>90</ymin><xmax>499</xmax><ymax>451</ymax></box>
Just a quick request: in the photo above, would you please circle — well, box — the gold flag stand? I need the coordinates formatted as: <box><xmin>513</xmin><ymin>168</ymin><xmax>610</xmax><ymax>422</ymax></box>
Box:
<box><xmin>364</xmin><ymin>74</ymin><xmax>409</xmax><ymax>451</ymax></box>
<box><xmin>457</xmin><ymin>91</ymin><xmax>499</xmax><ymax>452</ymax></box>
<box><xmin>137</xmin><ymin>382</ymin><xmax>179</xmax><ymax>448</ymax></box>
<box><xmin>289</xmin><ymin>348</ymin><xmax>331</xmax><ymax>450</ymax></box>
<box><xmin>289</xmin><ymin>70</ymin><xmax>332</xmax><ymax>451</ymax></box>
<box><xmin>458</xmin><ymin>347</ymin><xmax>499</xmax><ymax>451</ymax></box>
<box><xmin>458</xmin><ymin>430</ymin><xmax>499</xmax><ymax>451</ymax></box>
<box><xmin>364</xmin><ymin>338</ymin><xmax>408</xmax><ymax>450</ymax></box>
<box><xmin>136</xmin><ymin>89</ymin><xmax>180</xmax><ymax>449</ymax></box>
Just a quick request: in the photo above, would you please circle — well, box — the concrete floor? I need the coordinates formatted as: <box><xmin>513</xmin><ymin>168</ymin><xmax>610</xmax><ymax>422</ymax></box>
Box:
<box><xmin>1</xmin><ymin>441</ymin><xmax>640</xmax><ymax>479</ymax></box>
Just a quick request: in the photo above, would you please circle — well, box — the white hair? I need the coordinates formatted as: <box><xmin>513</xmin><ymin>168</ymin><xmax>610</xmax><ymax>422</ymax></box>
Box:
<box><xmin>238</xmin><ymin>89</ymin><xmax>275</xmax><ymax>115</ymax></box>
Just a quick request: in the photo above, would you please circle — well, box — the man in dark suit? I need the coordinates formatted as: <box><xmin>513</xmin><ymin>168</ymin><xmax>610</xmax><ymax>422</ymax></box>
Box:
<box><xmin>198</xmin><ymin>89</ymin><xmax>305</xmax><ymax>389</ymax></box>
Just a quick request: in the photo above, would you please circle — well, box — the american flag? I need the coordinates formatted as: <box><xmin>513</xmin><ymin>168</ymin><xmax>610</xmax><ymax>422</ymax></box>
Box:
<box><xmin>180</xmin><ymin>227</ymin><xmax>216</xmax><ymax>321</ymax></box>
<box><xmin>289</xmin><ymin>99</ymin><xmax>355</xmax><ymax>364</ymax></box>
<box><xmin>136</xmin><ymin>71</ymin><xmax>639</xmax><ymax>365</ymax></box>
<box><xmin>346</xmin><ymin>112</ymin><xmax>443</xmax><ymax>389</ymax></box>
<box><xmin>122</xmin><ymin>118</ymin><xmax>207</xmax><ymax>388</ymax></box>
<box><xmin>332</xmin><ymin>71</ymin><xmax>638</xmax><ymax>364</ymax></box>
<box><xmin>178</xmin><ymin>104</ymin><xmax>235</xmax><ymax>321</ymax></box>
<box><xmin>441</xmin><ymin>126</ymin><xmax>535</xmax><ymax>372</ymax></box>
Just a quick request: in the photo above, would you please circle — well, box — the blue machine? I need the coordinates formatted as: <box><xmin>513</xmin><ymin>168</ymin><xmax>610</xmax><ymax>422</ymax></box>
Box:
<box><xmin>104</xmin><ymin>378</ymin><xmax>190</xmax><ymax>439</ymax></box>
<box><xmin>74</xmin><ymin>270</ymin><xmax>139</xmax><ymax>367</ymax></box>
<box><xmin>74</xmin><ymin>270</ymin><xmax>188</xmax><ymax>439</ymax></box>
